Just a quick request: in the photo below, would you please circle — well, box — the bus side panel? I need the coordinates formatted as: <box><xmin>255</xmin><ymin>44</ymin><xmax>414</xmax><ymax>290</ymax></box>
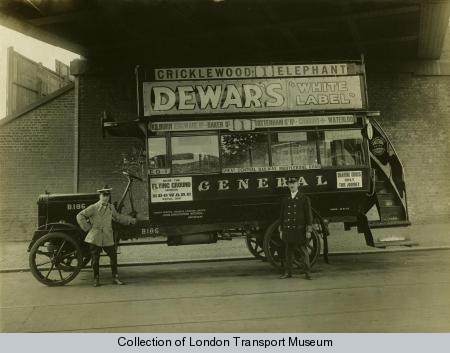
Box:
<box><xmin>149</xmin><ymin>168</ymin><xmax>370</xmax><ymax>225</ymax></box>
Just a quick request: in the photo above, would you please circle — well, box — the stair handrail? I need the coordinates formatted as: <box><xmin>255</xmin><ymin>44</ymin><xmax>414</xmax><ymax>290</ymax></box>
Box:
<box><xmin>365</xmin><ymin>168</ymin><xmax>376</xmax><ymax>197</ymax></box>
<box><xmin>369</xmin><ymin>119</ymin><xmax>409</xmax><ymax>220</ymax></box>
<box><xmin>369</xmin><ymin>151</ymin><xmax>408</xmax><ymax>216</ymax></box>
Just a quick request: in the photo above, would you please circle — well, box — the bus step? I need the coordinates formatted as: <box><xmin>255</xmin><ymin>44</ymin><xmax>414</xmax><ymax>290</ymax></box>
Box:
<box><xmin>373</xmin><ymin>236</ymin><xmax>418</xmax><ymax>248</ymax></box>
<box><xmin>375</xmin><ymin>180</ymin><xmax>387</xmax><ymax>187</ymax></box>
<box><xmin>375</xmin><ymin>181</ymin><xmax>389</xmax><ymax>193</ymax></box>
<box><xmin>376</xmin><ymin>193</ymin><xmax>397</xmax><ymax>207</ymax></box>
<box><xmin>369</xmin><ymin>220</ymin><xmax>411</xmax><ymax>228</ymax></box>
<box><xmin>379</xmin><ymin>205</ymin><xmax>405</xmax><ymax>221</ymax></box>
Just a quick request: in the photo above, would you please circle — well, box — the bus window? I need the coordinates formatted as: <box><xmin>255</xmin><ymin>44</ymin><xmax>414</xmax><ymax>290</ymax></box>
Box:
<box><xmin>171</xmin><ymin>135</ymin><xmax>220</xmax><ymax>174</ymax></box>
<box><xmin>221</xmin><ymin>133</ymin><xmax>269</xmax><ymax>169</ymax></box>
<box><xmin>271</xmin><ymin>131</ymin><xmax>318</xmax><ymax>167</ymax></box>
<box><xmin>320</xmin><ymin>130</ymin><xmax>365</xmax><ymax>166</ymax></box>
<box><xmin>148</xmin><ymin>137</ymin><xmax>169</xmax><ymax>172</ymax></box>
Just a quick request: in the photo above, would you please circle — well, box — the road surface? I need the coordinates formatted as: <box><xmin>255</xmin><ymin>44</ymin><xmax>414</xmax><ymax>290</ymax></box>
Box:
<box><xmin>1</xmin><ymin>249</ymin><xmax>449</xmax><ymax>332</ymax></box>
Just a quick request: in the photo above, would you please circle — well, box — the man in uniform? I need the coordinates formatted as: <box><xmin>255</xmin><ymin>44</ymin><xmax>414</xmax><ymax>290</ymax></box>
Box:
<box><xmin>77</xmin><ymin>185</ymin><xmax>136</xmax><ymax>287</ymax></box>
<box><xmin>278</xmin><ymin>175</ymin><xmax>313</xmax><ymax>280</ymax></box>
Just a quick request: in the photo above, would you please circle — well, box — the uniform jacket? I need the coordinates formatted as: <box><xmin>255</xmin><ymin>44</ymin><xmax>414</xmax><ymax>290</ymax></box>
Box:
<box><xmin>76</xmin><ymin>201</ymin><xmax>133</xmax><ymax>247</ymax></box>
<box><xmin>279</xmin><ymin>192</ymin><xmax>313</xmax><ymax>244</ymax></box>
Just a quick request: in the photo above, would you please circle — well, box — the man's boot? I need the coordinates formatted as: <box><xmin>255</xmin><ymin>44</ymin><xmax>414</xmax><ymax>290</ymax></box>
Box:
<box><xmin>93</xmin><ymin>276</ymin><xmax>100</xmax><ymax>287</ymax></box>
<box><xmin>112</xmin><ymin>274</ymin><xmax>125</xmax><ymax>285</ymax></box>
<box><xmin>279</xmin><ymin>273</ymin><xmax>292</xmax><ymax>279</ymax></box>
<box><xmin>304</xmin><ymin>273</ymin><xmax>312</xmax><ymax>280</ymax></box>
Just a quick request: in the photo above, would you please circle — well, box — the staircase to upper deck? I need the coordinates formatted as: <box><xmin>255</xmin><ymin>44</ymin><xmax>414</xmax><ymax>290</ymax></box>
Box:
<box><xmin>359</xmin><ymin>119</ymin><xmax>415</xmax><ymax>248</ymax></box>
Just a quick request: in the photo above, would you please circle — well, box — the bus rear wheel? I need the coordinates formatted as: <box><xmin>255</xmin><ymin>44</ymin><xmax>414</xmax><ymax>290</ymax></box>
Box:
<box><xmin>263</xmin><ymin>220</ymin><xmax>321</xmax><ymax>270</ymax></box>
<box><xmin>245</xmin><ymin>235</ymin><xmax>266</xmax><ymax>260</ymax></box>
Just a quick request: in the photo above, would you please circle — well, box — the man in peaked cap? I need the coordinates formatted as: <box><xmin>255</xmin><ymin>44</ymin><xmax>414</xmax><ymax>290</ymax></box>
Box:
<box><xmin>278</xmin><ymin>173</ymin><xmax>313</xmax><ymax>280</ymax></box>
<box><xmin>77</xmin><ymin>185</ymin><xmax>136</xmax><ymax>287</ymax></box>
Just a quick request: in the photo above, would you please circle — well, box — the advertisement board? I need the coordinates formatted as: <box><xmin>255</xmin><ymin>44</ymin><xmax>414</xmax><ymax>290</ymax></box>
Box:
<box><xmin>150</xmin><ymin>169</ymin><xmax>367</xmax><ymax>203</ymax></box>
<box><xmin>150</xmin><ymin>177</ymin><xmax>193</xmax><ymax>203</ymax></box>
<box><xmin>154</xmin><ymin>63</ymin><xmax>351</xmax><ymax>81</ymax></box>
<box><xmin>143</xmin><ymin>76</ymin><xmax>364</xmax><ymax>116</ymax></box>
<box><xmin>336</xmin><ymin>171</ymin><xmax>363</xmax><ymax>189</ymax></box>
<box><xmin>148</xmin><ymin>169</ymin><xmax>369</xmax><ymax>224</ymax></box>
<box><xmin>149</xmin><ymin>114</ymin><xmax>356</xmax><ymax>132</ymax></box>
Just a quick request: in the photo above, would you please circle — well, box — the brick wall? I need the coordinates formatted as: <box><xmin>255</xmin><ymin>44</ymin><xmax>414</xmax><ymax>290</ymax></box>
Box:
<box><xmin>77</xmin><ymin>73</ymin><xmax>148</xmax><ymax>217</ymax></box>
<box><xmin>368</xmin><ymin>73</ymin><xmax>450</xmax><ymax>223</ymax></box>
<box><xmin>0</xmin><ymin>86</ymin><xmax>75</xmax><ymax>240</ymax></box>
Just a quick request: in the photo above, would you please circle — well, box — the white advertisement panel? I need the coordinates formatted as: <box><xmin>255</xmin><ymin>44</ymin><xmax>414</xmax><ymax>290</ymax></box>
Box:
<box><xmin>336</xmin><ymin>171</ymin><xmax>363</xmax><ymax>189</ymax></box>
<box><xmin>143</xmin><ymin>76</ymin><xmax>364</xmax><ymax>116</ymax></box>
<box><xmin>150</xmin><ymin>177</ymin><xmax>193</xmax><ymax>203</ymax></box>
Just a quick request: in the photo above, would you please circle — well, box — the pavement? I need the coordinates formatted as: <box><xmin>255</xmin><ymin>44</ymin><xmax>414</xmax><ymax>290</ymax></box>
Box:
<box><xmin>1</xmin><ymin>222</ymin><xmax>449</xmax><ymax>272</ymax></box>
<box><xmin>1</xmin><ymin>249</ymin><xmax>449</xmax><ymax>332</ymax></box>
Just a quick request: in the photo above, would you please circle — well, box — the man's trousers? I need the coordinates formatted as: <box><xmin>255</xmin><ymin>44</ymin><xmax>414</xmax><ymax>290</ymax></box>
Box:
<box><xmin>282</xmin><ymin>242</ymin><xmax>310</xmax><ymax>275</ymax></box>
<box><xmin>89</xmin><ymin>244</ymin><xmax>117</xmax><ymax>278</ymax></box>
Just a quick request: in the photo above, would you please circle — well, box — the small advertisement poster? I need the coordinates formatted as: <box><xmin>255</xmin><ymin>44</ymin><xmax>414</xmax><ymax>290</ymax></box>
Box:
<box><xmin>150</xmin><ymin>177</ymin><xmax>193</xmax><ymax>203</ymax></box>
<box><xmin>336</xmin><ymin>171</ymin><xmax>363</xmax><ymax>189</ymax></box>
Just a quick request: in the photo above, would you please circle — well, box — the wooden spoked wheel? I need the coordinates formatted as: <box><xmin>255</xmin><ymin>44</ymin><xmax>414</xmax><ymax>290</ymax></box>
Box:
<box><xmin>245</xmin><ymin>235</ymin><xmax>266</xmax><ymax>260</ymax></box>
<box><xmin>263</xmin><ymin>220</ymin><xmax>321</xmax><ymax>270</ymax></box>
<box><xmin>29</xmin><ymin>232</ymin><xmax>83</xmax><ymax>286</ymax></box>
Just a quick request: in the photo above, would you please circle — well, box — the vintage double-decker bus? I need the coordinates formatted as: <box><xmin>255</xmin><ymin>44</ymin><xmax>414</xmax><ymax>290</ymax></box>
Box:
<box><xmin>28</xmin><ymin>58</ymin><xmax>411</xmax><ymax>285</ymax></box>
